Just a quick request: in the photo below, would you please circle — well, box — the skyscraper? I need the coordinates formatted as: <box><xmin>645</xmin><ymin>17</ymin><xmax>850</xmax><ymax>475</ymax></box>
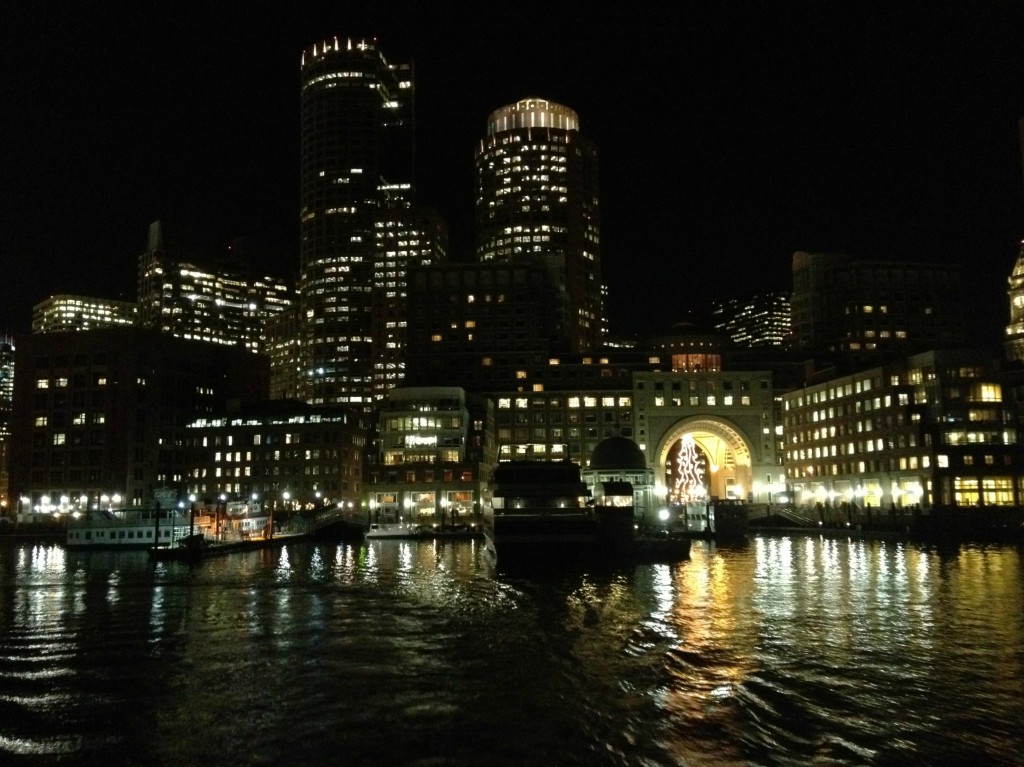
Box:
<box><xmin>790</xmin><ymin>251</ymin><xmax>965</xmax><ymax>361</ymax></box>
<box><xmin>137</xmin><ymin>221</ymin><xmax>295</xmax><ymax>354</ymax></box>
<box><xmin>371</xmin><ymin>208</ymin><xmax>448</xmax><ymax>402</ymax></box>
<box><xmin>299</xmin><ymin>37</ymin><xmax>416</xmax><ymax>407</ymax></box>
<box><xmin>475</xmin><ymin>98</ymin><xmax>602</xmax><ymax>353</ymax></box>
<box><xmin>711</xmin><ymin>292</ymin><xmax>793</xmax><ymax>349</ymax></box>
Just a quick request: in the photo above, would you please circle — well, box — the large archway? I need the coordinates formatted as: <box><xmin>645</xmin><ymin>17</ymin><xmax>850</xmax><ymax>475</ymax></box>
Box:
<box><xmin>655</xmin><ymin>418</ymin><xmax>753</xmax><ymax>502</ymax></box>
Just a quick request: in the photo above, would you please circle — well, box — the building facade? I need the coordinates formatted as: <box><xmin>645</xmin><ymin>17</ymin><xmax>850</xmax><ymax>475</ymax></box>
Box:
<box><xmin>782</xmin><ymin>348</ymin><xmax>1024</xmax><ymax>525</ymax></box>
<box><xmin>32</xmin><ymin>295</ymin><xmax>138</xmax><ymax>334</ymax></box>
<box><xmin>404</xmin><ymin>259</ymin><xmax>567</xmax><ymax>392</ymax></box>
<box><xmin>138</xmin><ymin>221</ymin><xmax>295</xmax><ymax>354</ymax></box>
<box><xmin>711</xmin><ymin>292</ymin><xmax>792</xmax><ymax>349</ymax></box>
<box><xmin>183</xmin><ymin>401</ymin><xmax>366</xmax><ymax>513</ymax></box>
<box><xmin>790</xmin><ymin>251</ymin><xmax>965</xmax><ymax>361</ymax></box>
<box><xmin>0</xmin><ymin>338</ymin><xmax>13</xmax><ymax>513</ymax></box>
<box><xmin>475</xmin><ymin>98</ymin><xmax>602</xmax><ymax>352</ymax></box>
<box><xmin>364</xmin><ymin>387</ymin><xmax>495</xmax><ymax>528</ymax></box>
<box><xmin>9</xmin><ymin>328</ymin><xmax>269</xmax><ymax>515</ymax></box>
<box><xmin>298</xmin><ymin>37</ymin><xmax>416</xmax><ymax>408</ymax></box>
<box><xmin>371</xmin><ymin>208</ymin><xmax>448</xmax><ymax>402</ymax></box>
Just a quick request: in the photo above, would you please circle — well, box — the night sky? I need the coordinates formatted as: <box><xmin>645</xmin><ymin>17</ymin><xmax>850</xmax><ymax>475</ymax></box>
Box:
<box><xmin>3</xmin><ymin>3</ymin><xmax>1024</xmax><ymax>343</ymax></box>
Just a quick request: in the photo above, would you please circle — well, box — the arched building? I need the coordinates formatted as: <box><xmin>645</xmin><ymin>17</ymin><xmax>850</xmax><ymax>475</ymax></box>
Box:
<box><xmin>632</xmin><ymin>370</ymin><xmax>782</xmax><ymax>509</ymax></box>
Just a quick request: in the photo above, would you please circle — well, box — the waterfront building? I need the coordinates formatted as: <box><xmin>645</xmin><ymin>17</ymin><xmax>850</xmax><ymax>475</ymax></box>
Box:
<box><xmin>364</xmin><ymin>387</ymin><xmax>494</xmax><ymax>527</ymax></box>
<box><xmin>371</xmin><ymin>208</ymin><xmax>449</xmax><ymax>402</ymax></box>
<box><xmin>183</xmin><ymin>400</ymin><xmax>366</xmax><ymax>513</ymax></box>
<box><xmin>386</xmin><ymin>361</ymin><xmax>779</xmax><ymax>515</ymax></box>
<box><xmin>138</xmin><ymin>220</ymin><xmax>295</xmax><ymax>354</ymax></box>
<box><xmin>790</xmin><ymin>251</ymin><xmax>965</xmax><ymax>361</ymax></box>
<box><xmin>298</xmin><ymin>37</ymin><xmax>417</xmax><ymax>408</ymax></box>
<box><xmin>632</xmin><ymin>368</ymin><xmax>780</xmax><ymax>507</ymax></box>
<box><xmin>711</xmin><ymin>292</ymin><xmax>792</xmax><ymax>349</ymax></box>
<box><xmin>32</xmin><ymin>295</ymin><xmax>138</xmax><ymax>334</ymax></box>
<box><xmin>0</xmin><ymin>338</ymin><xmax>13</xmax><ymax>512</ymax></box>
<box><xmin>781</xmin><ymin>348</ymin><xmax>1024</xmax><ymax>524</ymax></box>
<box><xmin>475</xmin><ymin>97</ymin><xmax>602</xmax><ymax>352</ymax></box>
<box><xmin>8</xmin><ymin>328</ymin><xmax>269</xmax><ymax>515</ymax></box>
<box><xmin>406</xmin><ymin>292</ymin><xmax>781</xmax><ymax>507</ymax></box>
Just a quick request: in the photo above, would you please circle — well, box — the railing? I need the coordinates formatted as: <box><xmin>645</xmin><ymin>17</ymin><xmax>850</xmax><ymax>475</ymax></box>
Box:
<box><xmin>309</xmin><ymin>507</ymin><xmax>367</xmax><ymax>532</ymax></box>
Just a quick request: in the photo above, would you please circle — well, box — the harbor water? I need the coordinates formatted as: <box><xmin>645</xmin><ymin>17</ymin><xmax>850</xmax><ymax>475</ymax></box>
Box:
<box><xmin>1</xmin><ymin>534</ymin><xmax>1022</xmax><ymax>766</ymax></box>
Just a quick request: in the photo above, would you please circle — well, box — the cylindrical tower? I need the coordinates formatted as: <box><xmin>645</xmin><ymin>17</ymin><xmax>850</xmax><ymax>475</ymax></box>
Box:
<box><xmin>298</xmin><ymin>37</ymin><xmax>415</xmax><ymax>406</ymax></box>
<box><xmin>474</xmin><ymin>97</ymin><xmax>602</xmax><ymax>353</ymax></box>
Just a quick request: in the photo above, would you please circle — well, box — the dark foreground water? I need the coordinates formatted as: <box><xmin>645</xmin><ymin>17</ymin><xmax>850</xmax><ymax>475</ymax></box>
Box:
<box><xmin>0</xmin><ymin>535</ymin><xmax>1022</xmax><ymax>767</ymax></box>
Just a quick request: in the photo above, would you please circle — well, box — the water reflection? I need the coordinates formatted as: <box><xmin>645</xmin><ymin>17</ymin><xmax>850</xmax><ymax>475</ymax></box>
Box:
<box><xmin>0</xmin><ymin>536</ymin><xmax>1021</xmax><ymax>766</ymax></box>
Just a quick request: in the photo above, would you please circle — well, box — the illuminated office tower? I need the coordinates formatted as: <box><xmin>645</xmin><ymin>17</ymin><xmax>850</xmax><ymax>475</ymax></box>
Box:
<box><xmin>32</xmin><ymin>295</ymin><xmax>138</xmax><ymax>334</ymax></box>
<box><xmin>299</xmin><ymin>37</ymin><xmax>415</xmax><ymax>407</ymax></box>
<box><xmin>137</xmin><ymin>221</ymin><xmax>295</xmax><ymax>354</ymax></box>
<box><xmin>371</xmin><ymin>208</ymin><xmax>448</xmax><ymax>402</ymax></box>
<box><xmin>475</xmin><ymin>98</ymin><xmax>602</xmax><ymax>352</ymax></box>
<box><xmin>711</xmin><ymin>292</ymin><xmax>793</xmax><ymax>349</ymax></box>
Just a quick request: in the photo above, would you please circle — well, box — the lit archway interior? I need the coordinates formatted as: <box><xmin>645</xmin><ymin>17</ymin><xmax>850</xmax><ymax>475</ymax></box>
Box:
<box><xmin>657</xmin><ymin>419</ymin><xmax>753</xmax><ymax>503</ymax></box>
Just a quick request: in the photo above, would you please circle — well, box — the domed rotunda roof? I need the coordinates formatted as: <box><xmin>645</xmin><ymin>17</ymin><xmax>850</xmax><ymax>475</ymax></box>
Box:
<box><xmin>588</xmin><ymin>436</ymin><xmax>647</xmax><ymax>471</ymax></box>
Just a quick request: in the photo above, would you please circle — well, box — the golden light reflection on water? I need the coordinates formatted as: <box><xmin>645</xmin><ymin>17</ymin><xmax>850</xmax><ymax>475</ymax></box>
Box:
<box><xmin>651</xmin><ymin>536</ymin><xmax>1024</xmax><ymax>764</ymax></box>
<box><xmin>1</xmin><ymin>537</ymin><xmax>1021</xmax><ymax>765</ymax></box>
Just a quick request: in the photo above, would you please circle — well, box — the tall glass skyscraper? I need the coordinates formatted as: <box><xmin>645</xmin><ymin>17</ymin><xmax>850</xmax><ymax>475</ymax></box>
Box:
<box><xmin>299</xmin><ymin>37</ymin><xmax>415</xmax><ymax>406</ymax></box>
<box><xmin>474</xmin><ymin>98</ymin><xmax>602</xmax><ymax>352</ymax></box>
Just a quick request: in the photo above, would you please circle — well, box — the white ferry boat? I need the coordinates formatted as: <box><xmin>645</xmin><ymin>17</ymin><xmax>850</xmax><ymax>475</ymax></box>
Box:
<box><xmin>66</xmin><ymin>507</ymin><xmax>201</xmax><ymax>550</ymax></box>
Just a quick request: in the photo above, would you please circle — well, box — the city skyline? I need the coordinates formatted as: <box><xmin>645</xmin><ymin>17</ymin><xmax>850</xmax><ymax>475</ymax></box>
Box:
<box><xmin>3</xmin><ymin>4</ymin><xmax>1024</xmax><ymax>342</ymax></box>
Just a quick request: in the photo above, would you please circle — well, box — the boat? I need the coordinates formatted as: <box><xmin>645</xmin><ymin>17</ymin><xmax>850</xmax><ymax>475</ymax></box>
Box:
<box><xmin>484</xmin><ymin>460</ymin><xmax>693</xmax><ymax>567</ymax></box>
<box><xmin>483</xmin><ymin>459</ymin><xmax>609</xmax><ymax>565</ymax></box>
<box><xmin>66</xmin><ymin>506</ymin><xmax>202</xmax><ymax>550</ymax></box>
<box><xmin>365</xmin><ymin>522</ymin><xmax>423</xmax><ymax>539</ymax></box>
<box><xmin>364</xmin><ymin>522</ymin><xmax>482</xmax><ymax>540</ymax></box>
<box><xmin>149</xmin><ymin>530</ymin><xmax>309</xmax><ymax>561</ymax></box>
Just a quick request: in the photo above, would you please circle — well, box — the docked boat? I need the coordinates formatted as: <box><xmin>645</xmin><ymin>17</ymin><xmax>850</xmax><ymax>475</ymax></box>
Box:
<box><xmin>484</xmin><ymin>460</ymin><xmax>693</xmax><ymax>567</ymax></box>
<box><xmin>364</xmin><ymin>522</ymin><xmax>482</xmax><ymax>540</ymax></box>
<box><xmin>484</xmin><ymin>459</ymin><xmax>618</xmax><ymax>565</ymax></box>
<box><xmin>66</xmin><ymin>506</ymin><xmax>202</xmax><ymax>550</ymax></box>
<box><xmin>365</xmin><ymin>522</ymin><xmax>423</xmax><ymax>539</ymax></box>
<box><xmin>149</xmin><ymin>530</ymin><xmax>310</xmax><ymax>561</ymax></box>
